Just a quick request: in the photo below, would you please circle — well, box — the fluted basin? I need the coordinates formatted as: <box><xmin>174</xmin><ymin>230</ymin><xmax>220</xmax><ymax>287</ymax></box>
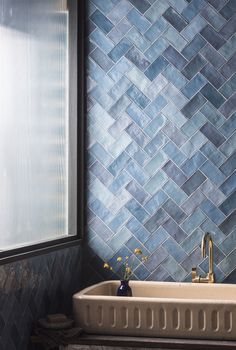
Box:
<box><xmin>73</xmin><ymin>280</ymin><xmax>236</xmax><ymax>340</ymax></box>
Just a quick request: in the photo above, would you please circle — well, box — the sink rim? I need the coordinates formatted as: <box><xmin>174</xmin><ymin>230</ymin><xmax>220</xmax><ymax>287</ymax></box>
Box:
<box><xmin>74</xmin><ymin>280</ymin><xmax>236</xmax><ymax>304</ymax></box>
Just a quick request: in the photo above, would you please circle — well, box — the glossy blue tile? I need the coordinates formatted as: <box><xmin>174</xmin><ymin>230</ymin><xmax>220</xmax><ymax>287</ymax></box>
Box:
<box><xmin>91</xmin><ymin>0</ymin><xmax>115</xmax><ymax>14</ymax></box>
<box><xmin>125</xmin><ymin>142</ymin><xmax>149</xmax><ymax>166</ymax></box>
<box><xmin>144</xmin><ymin>131</ymin><xmax>168</xmax><ymax>156</ymax></box>
<box><xmin>182</xmin><ymin>54</ymin><xmax>206</xmax><ymax>80</ymax></box>
<box><xmin>163</xmin><ymin>180</ymin><xmax>188</xmax><ymax>206</ymax></box>
<box><xmin>109</xmin><ymin>95</ymin><xmax>131</xmax><ymax>118</ymax></box>
<box><xmin>126</xmin><ymin>180</ymin><xmax>149</xmax><ymax>205</ymax></box>
<box><xmin>126</xmin><ymin>217</ymin><xmax>150</xmax><ymax>243</ymax></box>
<box><xmin>162</xmin><ymin>122</ymin><xmax>187</xmax><ymax>147</ymax></box>
<box><xmin>109</xmin><ymin>76</ymin><xmax>132</xmax><ymax>101</ymax></box>
<box><xmin>90</xmin><ymin>199</ymin><xmax>113</xmax><ymax>224</ymax></box>
<box><xmin>145</xmin><ymin>228</ymin><xmax>169</xmax><ymax>253</ymax></box>
<box><xmin>220</xmin><ymin>73</ymin><xmax>236</xmax><ymax>99</ymax></box>
<box><xmin>162</xmin><ymin>141</ymin><xmax>187</xmax><ymax>166</ymax></box>
<box><xmin>219</xmin><ymin>92</ymin><xmax>236</xmax><ymax>118</ymax></box>
<box><xmin>181</xmin><ymin>111</ymin><xmax>206</xmax><ymax>137</ymax></box>
<box><xmin>162</xmin><ymin>65</ymin><xmax>188</xmax><ymax>90</ymax></box>
<box><xmin>200</xmin><ymin>141</ymin><xmax>226</xmax><ymax>167</ymax></box>
<box><xmin>200</xmin><ymin>44</ymin><xmax>226</xmax><ymax>69</ymax></box>
<box><xmin>126</xmin><ymin>8</ymin><xmax>151</xmax><ymax>33</ymax></box>
<box><xmin>220</xmin><ymin>52</ymin><xmax>236</xmax><ymax>79</ymax></box>
<box><xmin>125</xmin><ymin>198</ymin><xmax>149</xmax><ymax>223</ymax></box>
<box><xmin>144</xmin><ymin>208</ymin><xmax>169</xmax><ymax>233</ymax></box>
<box><xmin>181</xmin><ymin>190</ymin><xmax>206</xmax><ymax>215</ymax></box>
<box><xmin>219</xmin><ymin>0</ymin><xmax>236</xmax><ymax>20</ymax></box>
<box><xmin>91</xmin><ymin>10</ymin><xmax>114</xmax><ymax>34</ymax></box>
<box><xmin>182</xmin><ymin>34</ymin><xmax>206</xmax><ymax>60</ymax></box>
<box><xmin>108</xmin><ymin>152</ymin><xmax>130</xmax><ymax>176</ymax></box>
<box><xmin>219</xmin><ymin>14</ymin><xmax>236</xmax><ymax>40</ymax></box>
<box><xmin>163</xmin><ymin>238</ymin><xmax>187</xmax><ymax>263</ymax></box>
<box><xmin>145</xmin><ymin>55</ymin><xmax>169</xmax><ymax>81</ymax></box>
<box><xmin>200</xmin><ymin>199</ymin><xmax>226</xmax><ymax>225</ymax></box>
<box><xmin>200</xmin><ymin>83</ymin><xmax>226</xmax><ymax>109</ymax></box>
<box><xmin>90</xmin><ymin>217</ymin><xmax>113</xmax><ymax>242</ymax></box>
<box><xmin>182</xmin><ymin>0</ymin><xmax>206</xmax><ymax>21</ymax></box>
<box><xmin>126</xmin><ymin>122</ymin><xmax>149</xmax><ymax>147</ymax></box>
<box><xmin>144</xmin><ymin>190</ymin><xmax>168</xmax><ymax>214</ymax></box>
<box><xmin>181</xmin><ymin>171</ymin><xmax>206</xmax><ymax>196</ymax></box>
<box><xmin>200</xmin><ymin>5</ymin><xmax>226</xmax><ymax>30</ymax></box>
<box><xmin>219</xmin><ymin>191</ymin><xmax>236</xmax><ymax>216</ymax></box>
<box><xmin>181</xmin><ymin>73</ymin><xmax>207</xmax><ymax>99</ymax></box>
<box><xmin>201</xmin><ymin>63</ymin><xmax>226</xmax><ymax>89</ymax></box>
<box><xmin>164</xmin><ymin>26</ymin><xmax>187</xmax><ymax>51</ymax></box>
<box><xmin>181</xmin><ymin>208</ymin><xmax>206</xmax><ymax>234</ymax></box>
<box><xmin>219</xmin><ymin>211</ymin><xmax>236</xmax><ymax>235</ymax></box>
<box><xmin>163</xmin><ymin>7</ymin><xmax>188</xmax><ymax>32</ymax></box>
<box><xmin>163</xmin><ymin>45</ymin><xmax>187</xmax><ymax>70</ymax></box>
<box><xmin>220</xmin><ymin>172</ymin><xmax>236</xmax><ymax>196</ymax></box>
<box><xmin>181</xmin><ymin>151</ymin><xmax>206</xmax><ymax>175</ymax></box>
<box><xmin>128</xmin><ymin>0</ymin><xmax>151</xmax><ymax>14</ymax></box>
<box><xmin>201</xmin><ymin>216</ymin><xmax>227</xmax><ymax>243</ymax></box>
<box><xmin>108</xmin><ymin>208</ymin><xmax>130</xmax><ymax>232</ymax></box>
<box><xmin>90</xmin><ymin>161</ymin><xmax>113</xmax><ymax>185</ymax></box>
<box><xmin>161</xmin><ymin>255</ymin><xmax>187</xmax><ymax>281</ymax></box>
<box><xmin>200</xmin><ymin>160</ymin><xmax>226</xmax><ymax>186</ymax></box>
<box><xmin>108</xmin><ymin>38</ymin><xmax>132</xmax><ymax>62</ymax></box>
<box><xmin>181</xmin><ymin>92</ymin><xmax>206</xmax><ymax>118</ymax></box>
<box><xmin>221</xmin><ymin>230</ymin><xmax>236</xmax><ymax>255</ymax></box>
<box><xmin>126</xmin><ymin>103</ymin><xmax>150</xmax><ymax>128</ymax></box>
<box><xmin>163</xmin><ymin>199</ymin><xmax>187</xmax><ymax>224</ymax></box>
<box><xmin>90</xmin><ymin>29</ymin><xmax>114</xmax><ymax>53</ymax></box>
<box><xmin>144</xmin><ymin>17</ymin><xmax>168</xmax><ymax>42</ymax></box>
<box><xmin>108</xmin><ymin>170</ymin><xmax>131</xmax><ymax>194</ymax></box>
<box><xmin>220</xmin><ymin>153</ymin><xmax>236</xmax><ymax>176</ymax></box>
<box><xmin>200</xmin><ymin>102</ymin><xmax>226</xmax><ymax>128</ymax></box>
<box><xmin>125</xmin><ymin>47</ymin><xmax>150</xmax><ymax>71</ymax></box>
<box><xmin>90</xmin><ymin>47</ymin><xmax>113</xmax><ymax>72</ymax></box>
<box><xmin>126</xmin><ymin>159</ymin><xmax>150</xmax><ymax>186</ymax></box>
<box><xmin>163</xmin><ymin>217</ymin><xmax>187</xmax><ymax>243</ymax></box>
<box><xmin>144</xmin><ymin>114</ymin><xmax>167</xmax><ymax>137</ymax></box>
<box><xmin>145</xmin><ymin>95</ymin><xmax>167</xmax><ymax>118</ymax></box>
<box><xmin>126</xmin><ymin>27</ymin><xmax>151</xmax><ymax>52</ymax></box>
<box><xmin>200</xmin><ymin>122</ymin><xmax>226</xmax><ymax>147</ymax></box>
<box><xmin>200</xmin><ymin>25</ymin><xmax>226</xmax><ymax>50</ymax></box>
<box><xmin>162</xmin><ymin>161</ymin><xmax>187</xmax><ymax>186</ymax></box>
<box><xmin>127</xmin><ymin>84</ymin><xmax>150</xmax><ymax>109</ymax></box>
<box><xmin>145</xmin><ymin>171</ymin><xmax>168</xmax><ymax>198</ymax></box>
<box><xmin>145</xmin><ymin>37</ymin><xmax>169</xmax><ymax>61</ymax></box>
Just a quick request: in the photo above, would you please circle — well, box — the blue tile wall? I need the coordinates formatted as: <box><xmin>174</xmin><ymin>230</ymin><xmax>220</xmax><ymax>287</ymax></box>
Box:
<box><xmin>0</xmin><ymin>245</ymin><xmax>82</xmax><ymax>350</ymax></box>
<box><xmin>86</xmin><ymin>0</ymin><xmax>236</xmax><ymax>284</ymax></box>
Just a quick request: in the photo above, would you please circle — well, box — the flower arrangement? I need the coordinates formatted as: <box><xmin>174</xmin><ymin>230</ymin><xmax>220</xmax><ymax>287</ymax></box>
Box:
<box><xmin>103</xmin><ymin>248</ymin><xmax>148</xmax><ymax>281</ymax></box>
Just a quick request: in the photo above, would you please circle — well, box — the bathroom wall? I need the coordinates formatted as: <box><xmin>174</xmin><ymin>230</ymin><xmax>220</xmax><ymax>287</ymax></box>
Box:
<box><xmin>0</xmin><ymin>245</ymin><xmax>82</xmax><ymax>350</ymax></box>
<box><xmin>86</xmin><ymin>0</ymin><xmax>236</xmax><ymax>285</ymax></box>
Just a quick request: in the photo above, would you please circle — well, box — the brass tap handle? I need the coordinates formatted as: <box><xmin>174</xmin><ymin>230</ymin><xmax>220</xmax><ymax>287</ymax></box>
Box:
<box><xmin>192</xmin><ymin>267</ymin><xmax>200</xmax><ymax>283</ymax></box>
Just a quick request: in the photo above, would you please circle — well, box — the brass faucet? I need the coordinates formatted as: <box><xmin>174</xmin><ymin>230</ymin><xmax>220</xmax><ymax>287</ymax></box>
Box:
<box><xmin>192</xmin><ymin>233</ymin><xmax>215</xmax><ymax>283</ymax></box>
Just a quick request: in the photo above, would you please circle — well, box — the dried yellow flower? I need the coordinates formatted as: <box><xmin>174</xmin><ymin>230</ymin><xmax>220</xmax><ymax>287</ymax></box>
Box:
<box><xmin>134</xmin><ymin>248</ymin><xmax>142</xmax><ymax>255</ymax></box>
<box><xmin>103</xmin><ymin>263</ymin><xmax>110</xmax><ymax>269</ymax></box>
<box><xmin>126</xmin><ymin>267</ymin><xmax>131</xmax><ymax>274</ymax></box>
<box><xmin>117</xmin><ymin>256</ymin><xmax>122</xmax><ymax>262</ymax></box>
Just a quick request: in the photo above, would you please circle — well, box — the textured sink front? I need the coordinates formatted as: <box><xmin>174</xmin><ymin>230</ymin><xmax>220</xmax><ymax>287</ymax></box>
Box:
<box><xmin>73</xmin><ymin>281</ymin><xmax>236</xmax><ymax>340</ymax></box>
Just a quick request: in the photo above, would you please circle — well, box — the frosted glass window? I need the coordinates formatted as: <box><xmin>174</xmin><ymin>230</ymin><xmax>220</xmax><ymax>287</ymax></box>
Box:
<box><xmin>0</xmin><ymin>0</ymin><xmax>77</xmax><ymax>250</ymax></box>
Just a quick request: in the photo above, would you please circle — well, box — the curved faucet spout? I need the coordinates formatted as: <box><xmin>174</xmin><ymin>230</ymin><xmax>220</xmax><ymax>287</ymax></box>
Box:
<box><xmin>191</xmin><ymin>233</ymin><xmax>215</xmax><ymax>283</ymax></box>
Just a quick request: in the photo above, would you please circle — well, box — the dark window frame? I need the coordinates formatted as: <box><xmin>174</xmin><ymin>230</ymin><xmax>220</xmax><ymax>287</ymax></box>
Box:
<box><xmin>0</xmin><ymin>0</ymin><xmax>85</xmax><ymax>265</ymax></box>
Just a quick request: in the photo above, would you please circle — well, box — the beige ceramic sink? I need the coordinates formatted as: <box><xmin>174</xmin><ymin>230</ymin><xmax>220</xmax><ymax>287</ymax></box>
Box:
<box><xmin>73</xmin><ymin>280</ymin><xmax>236</xmax><ymax>340</ymax></box>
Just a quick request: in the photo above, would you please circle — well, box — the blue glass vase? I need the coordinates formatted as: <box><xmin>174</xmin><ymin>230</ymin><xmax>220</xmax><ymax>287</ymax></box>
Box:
<box><xmin>117</xmin><ymin>280</ymin><xmax>132</xmax><ymax>297</ymax></box>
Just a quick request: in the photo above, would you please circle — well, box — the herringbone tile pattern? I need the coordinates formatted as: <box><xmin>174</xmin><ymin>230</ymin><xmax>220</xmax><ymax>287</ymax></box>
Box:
<box><xmin>0</xmin><ymin>246</ymin><xmax>82</xmax><ymax>350</ymax></box>
<box><xmin>87</xmin><ymin>0</ymin><xmax>236</xmax><ymax>283</ymax></box>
